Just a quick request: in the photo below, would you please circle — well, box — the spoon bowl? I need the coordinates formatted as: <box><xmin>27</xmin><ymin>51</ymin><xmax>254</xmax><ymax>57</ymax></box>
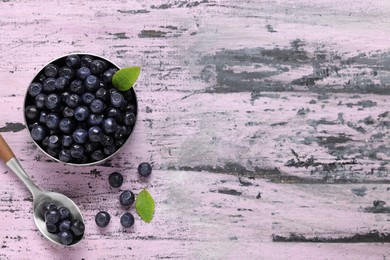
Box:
<box><xmin>33</xmin><ymin>192</ymin><xmax>84</xmax><ymax>246</ymax></box>
<box><xmin>0</xmin><ymin>134</ymin><xmax>84</xmax><ymax>246</ymax></box>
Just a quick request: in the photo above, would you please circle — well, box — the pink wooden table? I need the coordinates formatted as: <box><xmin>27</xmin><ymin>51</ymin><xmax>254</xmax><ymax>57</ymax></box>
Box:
<box><xmin>0</xmin><ymin>0</ymin><xmax>389</xmax><ymax>259</ymax></box>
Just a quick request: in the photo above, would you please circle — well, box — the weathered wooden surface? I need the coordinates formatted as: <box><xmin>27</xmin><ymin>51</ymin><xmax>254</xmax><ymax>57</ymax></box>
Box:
<box><xmin>0</xmin><ymin>0</ymin><xmax>390</xmax><ymax>259</ymax></box>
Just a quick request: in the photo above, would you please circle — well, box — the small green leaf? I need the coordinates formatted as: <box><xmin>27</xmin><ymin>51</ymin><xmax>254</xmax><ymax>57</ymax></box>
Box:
<box><xmin>136</xmin><ymin>189</ymin><xmax>155</xmax><ymax>223</ymax></box>
<box><xmin>112</xmin><ymin>66</ymin><xmax>141</xmax><ymax>91</ymax></box>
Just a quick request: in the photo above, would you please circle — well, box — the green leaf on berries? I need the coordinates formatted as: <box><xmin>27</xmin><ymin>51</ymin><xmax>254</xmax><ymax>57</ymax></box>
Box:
<box><xmin>136</xmin><ymin>189</ymin><xmax>155</xmax><ymax>223</ymax></box>
<box><xmin>112</xmin><ymin>66</ymin><xmax>141</xmax><ymax>91</ymax></box>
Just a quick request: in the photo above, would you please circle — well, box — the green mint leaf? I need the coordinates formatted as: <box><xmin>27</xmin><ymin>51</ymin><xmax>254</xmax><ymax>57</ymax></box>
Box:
<box><xmin>136</xmin><ymin>189</ymin><xmax>155</xmax><ymax>223</ymax></box>
<box><xmin>112</xmin><ymin>66</ymin><xmax>141</xmax><ymax>91</ymax></box>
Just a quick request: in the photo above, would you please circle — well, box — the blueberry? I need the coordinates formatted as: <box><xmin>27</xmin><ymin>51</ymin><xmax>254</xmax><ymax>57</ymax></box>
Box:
<box><xmin>70</xmin><ymin>219</ymin><xmax>85</xmax><ymax>236</ymax></box>
<box><xmin>108</xmin><ymin>172</ymin><xmax>123</xmax><ymax>188</ymax></box>
<box><xmin>63</xmin><ymin>106</ymin><xmax>75</xmax><ymax>118</ymax></box>
<box><xmin>45</xmin><ymin>93</ymin><xmax>61</xmax><ymax>110</ymax></box>
<box><xmin>124</xmin><ymin>104</ymin><xmax>136</xmax><ymax>113</ymax></box>
<box><xmin>110</xmin><ymin>91</ymin><xmax>125</xmax><ymax>108</ymax></box>
<box><xmin>59</xmin><ymin>66</ymin><xmax>75</xmax><ymax>80</ymax></box>
<box><xmin>99</xmin><ymin>81</ymin><xmax>107</xmax><ymax>89</ymax></box>
<box><xmin>74</xmin><ymin>106</ymin><xmax>90</xmax><ymax>121</ymax></box>
<box><xmin>55</xmin><ymin>77</ymin><xmax>68</xmax><ymax>91</ymax></box>
<box><xmin>65</xmin><ymin>94</ymin><xmax>82</xmax><ymax>108</ymax></box>
<box><xmin>28</xmin><ymin>82</ymin><xmax>43</xmax><ymax>97</ymax></box>
<box><xmin>42</xmin><ymin>136</ymin><xmax>50</xmax><ymax>147</ymax></box>
<box><xmin>103</xmin><ymin>144</ymin><xmax>116</xmax><ymax>156</ymax></box>
<box><xmin>58</xmin><ymin>207</ymin><xmax>71</xmax><ymax>220</ymax></box>
<box><xmin>115</xmin><ymin>138</ymin><xmax>125</xmax><ymax>148</ymax></box>
<box><xmin>61</xmin><ymin>92</ymin><xmax>70</xmax><ymax>102</ymax></box>
<box><xmin>100</xmin><ymin>135</ymin><xmax>113</xmax><ymax>146</ymax></box>
<box><xmin>90</xmin><ymin>99</ymin><xmax>105</xmax><ymax>114</ymax></box>
<box><xmin>46</xmin><ymin>147</ymin><xmax>60</xmax><ymax>157</ymax></box>
<box><xmin>72</xmin><ymin>128</ymin><xmax>88</xmax><ymax>144</ymax></box>
<box><xmin>120</xmin><ymin>213</ymin><xmax>134</xmax><ymax>228</ymax></box>
<box><xmin>40</xmin><ymin>202</ymin><xmax>57</xmax><ymax>217</ymax></box>
<box><xmin>87</xmin><ymin>114</ymin><xmax>104</xmax><ymax>126</ymax></box>
<box><xmin>95</xmin><ymin>211</ymin><xmax>110</xmax><ymax>227</ymax></box>
<box><xmin>114</xmin><ymin>126</ymin><xmax>127</xmax><ymax>139</ymax></box>
<box><xmin>81</xmin><ymin>92</ymin><xmax>95</xmax><ymax>105</ymax></box>
<box><xmin>46</xmin><ymin>222</ymin><xmax>58</xmax><ymax>233</ymax></box>
<box><xmin>123</xmin><ymin>112</ymin><xmax>136</xmax><ymax>126</ymax></box>
<box><xmin>61</xmin><ymin>135</ymin><xmax>74</xmax><ymax>148</ymax></box>
<box><xmin>39</xmin><ymin>111</ymin><xmax>48</xmax><ymax>124</ymax></box>
<box><xmin>66</xmin><ymin>54</ymin><xmax>81</xmax><ymax>68</ymax></box>
<box><xmin>59</xmin><ymin>149</ymin><xmax>71</xmax><ymax>162</ymax></box>
<box><xmin>85</xmin><ymin>75</ymin><xmax>100</xmax><ymax>92</ymax></box>
<box><xmin>59</xmin><ymin>118</ymin><xmax>75</xmax><ymax>134</ymax></box>
<box><xmin>138</xmin><ymin>162</ymin><xmax>152</xmax><ymax>177</ymax></box>
<box><xmin>95</xmin><ymin>87</ymin><xmax>108</xmax><ymax>101</ymax></box>
<box><xmin>102</xmin><ymin>118</ymin><xmax>118</xmax><ymax>134</ymax></box>
<box><xmin>43</xmin><ymin>77</ymin><xmax>57</xmax><ymax>92</ymax></box>
<box><xmin>84</xmin><ymin>141</ymin><xmax>99</xmax><ymax>153</ymax></box>
<box><xmin>80</xmin><ymin>55</ymin><xmax>94</xmax><ymax>68</ymax></box>
<box><xmin>25</xmin><ymin>105</ymin><xmax>39</xmax><ymax>120</ymax></box>
<box><xmin>44</xmin><ymin>64</ymin><xmax>59</xmax><ymax>78</ymax></box>
<box><xmin>102</xmin><ymin>68</ymin><xmax>118</xmax><ymax>83</ymax></box>
<box><xmin>70</xmin><ymin>80</ymin><xmax>84</xmax><ymax>95</ymax></box>
<box><xmin>77</xmin><ymin>67</ymin><xmax>91</xmax><ymax>80</ymax></box>
<box><xmin>88</xmin><ymin>126</ymin><xmax>103</xmax><ymax>142</ymax></box>
<box><xmin>59</xmin><ymin>220</ymin><xmax>71</xmax><ymax>232</ymax></box>
<box><xmin>46</xmin><ymin>113</ymin><xmax>60</xmax><ymax>129</ymax></box>
<box><xmin>90</xmin><ymin>59</ymin><xmax>107</xmax><ymax>75</ymax></box>
<box><xmin>38</xmin><ymin>74</ymin><xmax>46</xmax><ymax>83</ymax></box>
<box><xmin>70</xmin><ymin>144</ymin><xmax>85</xmax><ymax>159</ymax></box>
<box><xmin>35</xmin><ymin>93</ymin><xmax>47</xmax><ymax>109</ymax></box>
<box><xmin>119</xmin><ymin>190</ymin><xmax>135</xmax><ymax>207</ymax></box>
<box><xmin>58</xmin><ymin>231</ymin><xmax>74</xmax><ymax>245</ymax></box>
<box><xmin>90</xmin><ymin>150</ymin><xmax>104</xmax><ymax>161</ymax></box>
<box><xmin>76</xmin><ymin>155</ymin><xmax>88</xmax><ymax>164</ymax></box>
<box><xmin>48</xmin><ymin>135</ymin><xmax>61</xmax><ymax>149</ymax></box>
<box><xmin>45</xmin><ymin>209</ymin><xmax>60</xmax><ymax>224</ymax></box>
<box><xmin>106</xmin><ymin>107</ymin><xmax>121</xmax><ymax>121</ymax></box>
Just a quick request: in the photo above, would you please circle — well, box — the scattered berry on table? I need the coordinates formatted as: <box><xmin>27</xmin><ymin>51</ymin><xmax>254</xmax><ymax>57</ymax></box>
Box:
<box><xmin>120</xmin><ymin>213</ymin><xmax>135</xmax><ymax>228</ymax></box>
<box><xmin>138</xmin><ymin>162</ymin><xmax>152</xmax><ymax>177</ymax></box>
<box><xmin>108</xmin><ymin>172</ymin><xmax>123</xmax><ymax>188</ymax></box>
<box><xmin>119</xmin><ymin>190</ymin><xmax>135</xmax><ymax>207</ymax></box>
<box><xmin>95</xmin><ymin>211</ymin><xmax>111</xmax><ymax>228</ymax></box>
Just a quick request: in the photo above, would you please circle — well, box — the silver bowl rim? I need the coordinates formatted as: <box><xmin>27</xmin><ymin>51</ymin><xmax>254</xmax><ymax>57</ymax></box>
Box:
<box><xmin>23</xmin><ymin>52</ymin><xmax>138</xmax><ymax>167</ymax></box>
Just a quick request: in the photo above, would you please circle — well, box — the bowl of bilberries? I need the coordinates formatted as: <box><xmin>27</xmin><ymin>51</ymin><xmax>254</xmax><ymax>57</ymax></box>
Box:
<box><xmin>24</xmin><ymin>53</ymin><xmax>140</xmax><ymax>165</ymax></box>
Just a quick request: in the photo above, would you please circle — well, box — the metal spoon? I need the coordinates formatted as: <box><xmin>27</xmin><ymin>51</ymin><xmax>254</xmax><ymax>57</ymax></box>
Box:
<box><xmin>0</xmin><ymin>134</ymin><xmax>84</xmax><ymax>246</ymax></box>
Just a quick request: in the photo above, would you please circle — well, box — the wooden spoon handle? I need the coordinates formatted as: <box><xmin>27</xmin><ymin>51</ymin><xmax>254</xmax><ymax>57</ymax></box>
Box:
<box><xmin>0</xmin><ymin>134</ymin><xmax>15</xmax><ymax>163</ymax></box>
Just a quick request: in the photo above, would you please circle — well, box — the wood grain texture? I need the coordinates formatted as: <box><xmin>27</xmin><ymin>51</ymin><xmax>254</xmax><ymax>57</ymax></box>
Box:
<box><xmin>0</xmin><ymin>0</ymin><xmax>389</xmax><ymax>259</ymax></box>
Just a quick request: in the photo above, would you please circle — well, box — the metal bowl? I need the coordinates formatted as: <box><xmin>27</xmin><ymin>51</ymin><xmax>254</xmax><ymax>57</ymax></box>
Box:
<box><xmin>23</xmin><ymin>53</ymin><xmax>138</xmax><ymax>166</ymax></box>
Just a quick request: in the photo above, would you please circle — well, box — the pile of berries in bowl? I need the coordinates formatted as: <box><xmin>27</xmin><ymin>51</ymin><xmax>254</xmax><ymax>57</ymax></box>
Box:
<box><xmin>24</xmin><ymin>54</ymin><xmax>137</xmax><ymax>165</ymax></box>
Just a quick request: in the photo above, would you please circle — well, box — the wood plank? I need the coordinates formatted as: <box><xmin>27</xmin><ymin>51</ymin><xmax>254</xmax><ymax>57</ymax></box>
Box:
<box><xmin>0</xmin><ymin>0</ymin><xmax>389</xmax><ymax>259</ymax></box>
